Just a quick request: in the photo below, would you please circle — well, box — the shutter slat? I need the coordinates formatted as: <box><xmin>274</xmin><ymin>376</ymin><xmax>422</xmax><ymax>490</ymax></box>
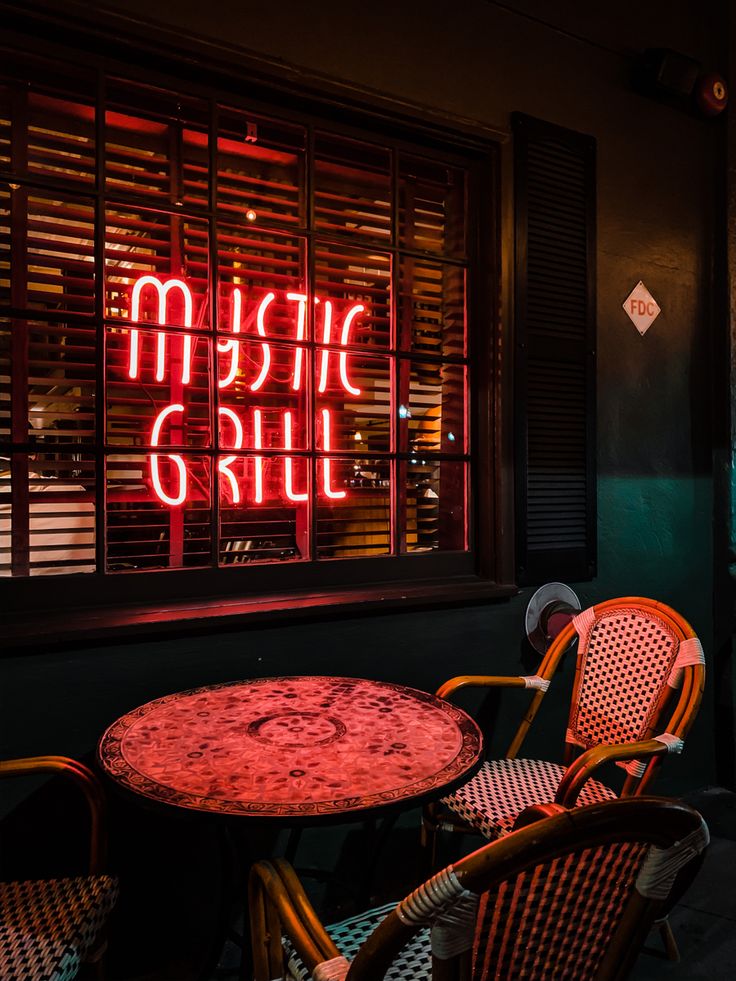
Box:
<box><xmin>514</xmin><ymin>113</ymin><xmax>596</xmax><ymax>584</ymax></box>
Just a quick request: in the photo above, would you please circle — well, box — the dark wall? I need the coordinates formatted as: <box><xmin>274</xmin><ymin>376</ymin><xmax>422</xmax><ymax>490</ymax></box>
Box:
<box><xmin>1</xmin><ymin>0</ymin><xmax>726</xmax><ymax>791</ymax></box>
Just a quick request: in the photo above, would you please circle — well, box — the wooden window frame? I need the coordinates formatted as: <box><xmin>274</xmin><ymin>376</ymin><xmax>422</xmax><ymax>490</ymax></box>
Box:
<box><xmin>0</xmin><ymin>10</ymin><xmax>513</xmax><ymax>631</ymax></box>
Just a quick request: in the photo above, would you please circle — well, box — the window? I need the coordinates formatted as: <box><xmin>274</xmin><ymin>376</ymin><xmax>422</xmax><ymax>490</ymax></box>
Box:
<box><xmin>0</xmin><ymin>47</ymin><xmax>496</xmax><ymax>611</ymax></box>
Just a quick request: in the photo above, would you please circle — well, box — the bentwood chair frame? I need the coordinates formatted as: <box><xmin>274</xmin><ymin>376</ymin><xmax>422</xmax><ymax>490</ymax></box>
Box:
<box><xmin>249</xmin><ymin>797</ymin><xmax>709</xmax><ymax>981</ymax></box>
<box><xmin>423</xmin><ymin>597</ymin><xmax>705</xmax><ymax>863</ymax></box>
<box><xmin>0</xmin><ymin>756</ymin><xmax>117</xmax><ymax>981</ymax></box>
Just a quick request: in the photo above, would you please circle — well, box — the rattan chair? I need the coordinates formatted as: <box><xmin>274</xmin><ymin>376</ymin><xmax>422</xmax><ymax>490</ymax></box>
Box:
<box><xmin>249</xmin><ymin>797</ymin><xmax>709</xmax><ymax>981</ymax></box>
<box><xmin>423</xmin><ymin>597</ymin><xmax>705</xmax><ymax>859</ymax></box>
<box><xmin>0</xmin><ymin>756</ymin><xmax>118</xmax><ymax>981</ymax></box>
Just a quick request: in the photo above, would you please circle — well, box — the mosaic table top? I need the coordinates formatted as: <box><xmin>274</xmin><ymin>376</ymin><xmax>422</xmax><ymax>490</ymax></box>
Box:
<box><xmin>98</xmin><ymin>676</ymin><xmax>483</xmax><ymax>820</ymax></box>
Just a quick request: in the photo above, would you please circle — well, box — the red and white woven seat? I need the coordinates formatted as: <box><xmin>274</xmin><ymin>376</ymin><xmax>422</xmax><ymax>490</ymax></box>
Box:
<box><xmin>443</xmin><ymin>758</ymin><xmax>617</xmax><ymax>839</ymax></box>
<box><xmin>0</xmin><ymin>876</ymin><xmax>118</xmax><ymax>981</ymax></box>
<box><xmin>285</xmin><ymin>903</ymin><xmax>431</xmax><ymax>981</ymax></box>
<box><xmin>426</xmin><ymin>598</ymin><xmax>706</xmax><ymax>852</ymax></box>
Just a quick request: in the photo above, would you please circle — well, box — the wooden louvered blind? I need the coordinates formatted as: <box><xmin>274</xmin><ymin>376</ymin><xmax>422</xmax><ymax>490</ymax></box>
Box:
<box><xmin>513</xmin><ymin>113</ymin><xmax>596</xmax><ymax>585</ymax></box>
<box><xmin>0</xmin><ymin>51</ymin><xmax>479</xmax><ymax>594</ymax></box>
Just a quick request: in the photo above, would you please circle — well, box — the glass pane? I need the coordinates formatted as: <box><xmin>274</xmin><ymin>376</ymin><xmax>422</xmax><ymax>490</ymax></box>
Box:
<box><xmin>28</xmin><ymin>319</ymin><xmax>96</xmax><ymax>444</ymax></box>
<box><xmin>1</xmin><ymin>315</ymin><xmax>98</xmax><ymax>446</ymax></box>
<box><xmin>106</xmin><ymin>453</ymin><xmax>211</xmax><ymax>570</ymax></box>
<box><xmin>397</xmin><ymin>360</ymin><xmax>465</xmax><ymax>455</ymax></box>
<box><xmin>28</xmin><ymin>454</ymin><xmax>96</xmax><ymax>574</ymax></box>
<box><xmin>217</xmin><ymin>226</ymin><xmax>306</xmax><ymax>340</ymax></box>
<box><xmin>0</xmin><ymin>83</ymin><xmax>8</xmax><ymax>169</ymax></box>
<box><xmin>399</xmin><ymin>155</ymin><xmax>466</xmax><ymax>257</ymax></box>
<box><xmin>0</xmin><ymin>187</ymin><xmax>8</xmax><ymax>306</ymax></box>
<box><xmin>314</xmin><ymin>242</ymin><xmax>390</xmax><ymax>350</ymax></box>
<box><xmin>219</xmin><ymin>455</ymin><xmax>309</xmax><ymax>563</ymax></box>
<box><xmin>316</xmin><ymin>353</ymin><xmax>390</xmax><ymax>454</ymax></box>
<box><xmin>106</xmin><ymin>82</ymin><xmax>209</xmax><ymax>210</ymax></box>
<box><xmin>105</xmin><ymin>209</ymin><xmax>209</xmax><ymax>326</ymax></box>
<box><xmin>399</xmin><ymin>257</ymin><xmax>465</xmax><ymax>358</ymax></box>
<box><xmin>0</xmin><ymin>463</ymin><xmax>9</xmax><ymax>575</ymax></box>
<box><xmin>105</xmin><ymin>327</ymin><xmax>210</xmax><ymax>448</ymax></box>
<box><xmin>1</xmin><ymin>453</ymin><xmax>96</xmax><ymax>576</ymax></box>
<box><xmin>218</xmin><ymin>340</ymin><xmax>308</xmax><ymax>450</ymax></box>
<box><xmin>315</xmin><ymin>134</ymin><xmax>391</xmax><ymax>243</ymax></box>
<box><xmin>0</xmin><ymin>54</ymin><xmax>96</xmax><ymax>185</ymax></box>
<box><xmin>28</xmin><ymin>91</ymin><xmax>96</xmax><ymax>186</ymax></box>
<box><xmin>0</xmin><ymin>189</ymin><xmax>96</xmax><ymax>318</ymax></box>
<box><xmin>0</xmin><ymin>319</ymin><xmax>11</xmax><ymax>439</ymax></box>
<box><xmin>316</xmin><ymin>457</ymin><xmax>391</xmax><ymax>558</ymax></box>
<box><xmin>218</xmin><ymin>107</ymin><xmax>305</xmax><ymax>227</ymax></box>
<box><xmin>402</xmin><ymin>458</ymin><xmax>466</xmax><ymax>552</ymax></box>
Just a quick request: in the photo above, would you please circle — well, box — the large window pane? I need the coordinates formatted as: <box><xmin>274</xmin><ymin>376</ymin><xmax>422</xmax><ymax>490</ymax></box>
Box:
<box><xmin>315</xmin><ymin>135</ymin><xmax>391</xmax><ymax>244</ymax></box>
<box><xmin>218</xmin><ymin>108</ymin><xmax>305</xmax><ymax>227</ymax></box>
<box><xmin>399</xmin><ymin>155</ymin><xmax>466</xmax><ymax>258</ymax></box>
<box><xmin>106</xmin><ymin>83</ymin><xmax>209</xmax><ymax>210</ymax></box>
<box><xmin>314</xmin><ymin>243</ymin><xmax>391</xmax><ymax>350</ymax></box>
<box><xmin>219</xmin><ymin>454</ymin><xmax>309</xmax><ymax>564</ymax></box>
<box><xmin>402</xmin><ymin>458</ymin><xmax>466</xmax><ymax>552</ymax></box>
<box><xmin>106</xmin><ymin>454</ymin><xmax>211</xmax><ymax>570</ymax></box>
<box><xmin>105</xmin><ymin>326</ymin><xmax>211</xmax><ymax>448</ymax></box>
<box><xmin>316</xmin><ymin>458</ymin><xmax>391</xmax><ymax>558</ymax></box>
<box><xmin>397</xmin><ymin>360</ymin><xmax>466</xmax><ymax>455</ymax></box>
<box><xmin>399</xmin><ymin>257</ymin><xmax>465</xmax><ymax>358</ymax></box>
<box><xmin>0</xmin><ymin>453</ymin><xmax>96</xmax><ymax>576</ymax></box>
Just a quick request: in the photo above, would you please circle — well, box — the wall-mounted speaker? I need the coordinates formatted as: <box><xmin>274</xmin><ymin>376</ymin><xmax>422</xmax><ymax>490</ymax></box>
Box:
<box><xmin>525</xmin><ymin>582</ymin><xmax>581</xmax><ymax>656</ymax></box>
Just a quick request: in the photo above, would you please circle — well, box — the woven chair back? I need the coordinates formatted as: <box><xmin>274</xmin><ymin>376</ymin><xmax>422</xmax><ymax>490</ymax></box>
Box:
<box><xmin>567</xmin><ymin>603</ymin><xmax>681</xmax><ymax>749</ymax></box>
<box><xmin>350</xmin><ymin>798</ymin><xmax>708</xmax><ymax>981</ymax></box>
<box><xmin>471</xmin><ymin>837</ymin><xmax>648</xmax><ymax>979</ymax></box>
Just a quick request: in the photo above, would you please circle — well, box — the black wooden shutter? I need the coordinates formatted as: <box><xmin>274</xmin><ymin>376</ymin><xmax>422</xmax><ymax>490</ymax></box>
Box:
<box><xmin>513</xmin><ymin>113</ymin><xmax>596</xmax><ymax>585</ymax></box>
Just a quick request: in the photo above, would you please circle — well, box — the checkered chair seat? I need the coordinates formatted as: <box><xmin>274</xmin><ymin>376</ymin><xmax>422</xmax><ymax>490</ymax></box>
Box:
<box><xmin>0</xmin><ymin>875</ymin><xmax>119</xmax><ymax>981</ymax></box>
<box><xmin>285</xmin><ymin>902</ymin><xmax>431</xmax><ymax>981</ymax></box>
<box><xmin>442</xmin><ymin>758</ymin><xmax>617</xmax><ymax>839</ymax></box>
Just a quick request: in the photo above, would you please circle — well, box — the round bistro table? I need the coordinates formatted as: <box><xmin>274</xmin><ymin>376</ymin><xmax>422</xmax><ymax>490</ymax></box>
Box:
<box><xmin>97</xmin><ymin>676</ymin><xmax>483</xmax><ymax>821</ymax></box>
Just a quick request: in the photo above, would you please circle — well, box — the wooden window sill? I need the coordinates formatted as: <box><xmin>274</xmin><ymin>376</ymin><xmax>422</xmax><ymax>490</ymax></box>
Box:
<box><xmin>1</xmin><ymin>578</ymin><xmax>517</xmax><ymax>652</ymax></box>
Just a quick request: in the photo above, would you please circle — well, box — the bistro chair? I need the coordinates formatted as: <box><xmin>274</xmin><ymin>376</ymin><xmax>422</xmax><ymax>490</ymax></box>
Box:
<box><xmin>423</xmin><ymin>597</ymin><xmax>705</xmax><ymax>859</ymax></box>
<box><xmin>0</xmin><ymin>756</ymin><xmax>118</xmax><ymax>981</ymax></box>
<box><xmin>249</xmin><ymin>797</ymin><xmax>709</xmax><ymax>981</ymax></box>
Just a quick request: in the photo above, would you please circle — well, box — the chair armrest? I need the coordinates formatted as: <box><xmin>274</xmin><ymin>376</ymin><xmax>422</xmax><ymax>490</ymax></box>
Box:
<box><xmin>436</xmin><ymin>675</ymin><xmax>534</xmax><ymax>700</ymax></box>
<box><xmin>555</xmin><ymin>739</ymin><xmax>669</xmax><ymax>807</ymax></box>
<box><xmin>249</xmin><ymin>859</ymin><xmax>341</xmax><ymax>981</ymax></box>
<box><xmin>0</xmin><ymin>755</ymin><xmax>107</xmax><ymax>874</ymax></box>
<box><xmin>512</xmin><ymin>802</ymin><xmax>568</xmax><ymax>830</ymax></box>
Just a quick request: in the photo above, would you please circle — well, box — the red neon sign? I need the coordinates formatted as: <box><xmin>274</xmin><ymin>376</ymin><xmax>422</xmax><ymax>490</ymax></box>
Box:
<box><xmin>129</xmin><ymin>275</ymin><xmax>363</xmax><ymax>507</ymax></box>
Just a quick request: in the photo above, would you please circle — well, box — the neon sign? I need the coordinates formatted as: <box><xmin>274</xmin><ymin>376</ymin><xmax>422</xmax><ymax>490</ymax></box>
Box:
<box><xmin>127</xmin><ymin>275</ymin><xmax>362</xmax><ymax>507</ymax></box>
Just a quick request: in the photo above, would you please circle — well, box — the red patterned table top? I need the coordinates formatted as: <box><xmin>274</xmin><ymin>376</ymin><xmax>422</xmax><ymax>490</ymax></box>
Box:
<box><xmin>97</xmin><ymin>676</ymin><xmax>483</xmax><ymax>820</ymax></box>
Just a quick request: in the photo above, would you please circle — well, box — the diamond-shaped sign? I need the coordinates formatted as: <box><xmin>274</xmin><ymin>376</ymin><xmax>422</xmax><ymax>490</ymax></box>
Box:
<box><xmin>623</xmin><ymin>281</ymin><xmax>661</xmax><ymax>335</ymax></box>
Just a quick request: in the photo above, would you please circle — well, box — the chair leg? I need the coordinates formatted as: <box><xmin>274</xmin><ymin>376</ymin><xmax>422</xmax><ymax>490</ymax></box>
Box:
<box><xmin>421</xmin><ymin>808</ymin><xmax>439</xmax><ymax>876</ymax></box>
<box><xmin>655</xmin><ymin>916</ymin><xmax>680</xmax><ymax>962</ymax></box>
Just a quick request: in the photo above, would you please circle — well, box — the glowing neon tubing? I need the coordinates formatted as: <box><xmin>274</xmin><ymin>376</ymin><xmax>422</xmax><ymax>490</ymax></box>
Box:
<box><xmin>253</xmin><ymin>408</ymin><xmax>264</xmax><ymax>504</ymax></box>
<box><xmin>130</xmin><ymin>276</ymin><xmax>194</xmax><ymax>385</ymax></box>
<box><xmin>250</xmin><ymin>292</ymin><xmax>274</xmax><ymax>392</ymax></box>
<box><xmin>317</xmin><ymin>299</ymin><xmax>334</xmax><ymax>394</ymax></box>
<box><xmin>339</xmin><ymin>303</ymin><xmax>363</xmax><ymax>396</ymax></box>
<box><xmin>321</xmin><ymin>408</ymin><xmax>346</xmax><ymax>499</ymax></box>
<box><xmin>217</xmin><ymin>287</ymin><xmax>242</xmax><ymax>390</ymax></box>
<box><xmin>284</xmin><ymin>411</ymin><xmax>307</xmax><ymax>502</ymax></box>
<box><xmin>149</xmin><ymin>403</ymin><xmax>187</xmax><ymax>506</ymax></box>
<box><xmin>218</xmin><ymin>406</ymin><xmax>244</xmax><ymax>504</ymax></box>
<box><xmin>288</xmin><ymin>292</ymin><xmax>308</xmax><ymax>391</ymax></box>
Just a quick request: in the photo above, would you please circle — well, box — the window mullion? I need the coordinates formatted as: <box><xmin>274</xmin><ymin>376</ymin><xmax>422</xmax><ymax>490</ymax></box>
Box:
<box><xmin>209</xmin><ymin>99</ymin><xmax>219</xmax><ymax>568</ymax></box>
<box><xmin>95</xmin><ymin>70</ymin><xmax>106</xmax><ymax>575</ymax></box>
